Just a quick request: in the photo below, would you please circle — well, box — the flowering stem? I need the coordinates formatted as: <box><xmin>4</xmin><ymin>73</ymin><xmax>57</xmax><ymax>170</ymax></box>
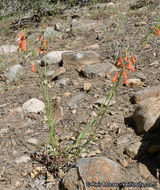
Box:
<box><xmin>65</xmin><ymin>71</ymin><xmax>122</xmax><ymax>159</ymax></box>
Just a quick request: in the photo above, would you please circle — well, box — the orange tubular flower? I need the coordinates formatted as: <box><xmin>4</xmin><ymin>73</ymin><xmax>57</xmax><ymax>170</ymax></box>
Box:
<box><xmin>156</xmin><ymin>28</ymin><xmax>159</xmax><ymax>36</ymax></box>
<box><xmin>46</xmin><ymin>41</ymin><xmax>48</xmax><ymax>48</ymax></box>
<box><xmin>123</xmin><ymin>65</ymin><xmax>128</xmax><ymax>86</ymax></box>
<box><xmin>22</xmin><ymin>42</ymin><xmax>27</xmax><ymax>51</ymax></box>
<box><xmin>32</xmin><ymin>62</ymin><xmax>35</xmax><ymax>72</ymax></box>
<box><xmin>128</xmin><ymin>58</ymin><xmax>135</xmax><ymax>71</ymax></box>
<box><xmin>112</xmin><ymin>73</ymin><xmax>118</xmax><ymax>82</ymax></box>
<box><xmin>116</xmin><ymin>57</ymin><xmax>122</xmax><ymax>67</ymax></box>
<box><xmin>17</xmin><ymin>32</ymin><xmax>22</xmax><ymax>38</ymax></box>
<box><xmin>131</xmin><ymin>53</ymin><xmax>135</xmax><ymax>64</ymax></box>
<box><xmin>124</xmin><ymin>54</ymin><xmax>127</xmax><ymax>62</ymax></box>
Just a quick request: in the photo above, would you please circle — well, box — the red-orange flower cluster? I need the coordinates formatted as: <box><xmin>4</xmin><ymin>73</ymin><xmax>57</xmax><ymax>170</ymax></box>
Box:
<box><xmin>17</xmin><ymin>32</ymin><xmax>27</xmax><ymax>51</ymax></box>
<box><xmin>38</xmin><ymin>32</ymin><xmax>48</xmax><ymax>55</ymax></box>
<box><xmin>112</xmin><ymin>52</ymin><xmax>136</xmax><ymax>86</ymax></box>
<box><xmin>152</xmin><ymin>25</ymin><xmax>159</xmax><ymax>36</ymax></box>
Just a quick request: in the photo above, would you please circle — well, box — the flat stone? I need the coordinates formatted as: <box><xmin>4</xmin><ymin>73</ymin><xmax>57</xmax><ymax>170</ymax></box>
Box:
<box><xmin>0</xmin><ymin>45</ymin><xmax>18</xmax><ymax>55</ymax></box>
<box><xmin>47</xmin><ymin>67</ymin><xmax>66</xmax><ymax>80</ymax></box>
<box><xmin>4</xmin><ymin>64</ymin><xmax>23</xmax><ymax>82</ymax></box>
<box><xmin>125</xmin><ymin>142</ymin><xmax>142</xmax><ymax>158</ymax></box>
<box><xmin>22</xmin><ymin>98</ymin><xmax>45</xmax><ymax>113</ymax></box>
<box><xmin>62</xmin><ymin>51</ymin><xmax>100</xmax><ymax>66</ymax></box>
<box><xmin>67</xmin><ymin>93</ymin><xmax>85</xmax><ymax>109</ymax></box>
<box><xmin>56</xmin><ymin>78</ymin><xmax>70</xmax><ymax>87</ymax></box>
<box><xmin>42</xmin><ymin>51</ymin><xmax>70</xmax><ymax>65</ymax></box>
<box><xmin>131</xmin><ymin>85</ymin><xmax>160</xmax><ymax>103</ymax></box>
<box><xmin>133</xmin><ymin>97</ymin><xmax>160</xmax><ymax>134</ymax></box>
<box><xmin>27</xmin><ymin>138</ymin><xmax>38</xmax><ymax>145</ymax></box>
<box><xmin>81</xmin><ymin>63</ymin><xmax>117</xmax><ymax>78</ymax></box>
<box><xmin>15</xmin><ymin>155</ymin><xmax>31</xmax><ymax>164</ymax></box>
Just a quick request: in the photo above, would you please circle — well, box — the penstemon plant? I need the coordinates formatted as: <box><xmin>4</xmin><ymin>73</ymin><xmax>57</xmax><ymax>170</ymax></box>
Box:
<box><xmin>17</xmin><ymin>25</ymin><xmax>136</xmax><ymax>171</ymax></box>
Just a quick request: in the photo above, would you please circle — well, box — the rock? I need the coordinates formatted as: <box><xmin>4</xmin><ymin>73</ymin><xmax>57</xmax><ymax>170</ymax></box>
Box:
<box><xmin>44</xmin><ymin>27</ymin><xmax>62</xmax><ymax>39</ymax></box>
<box><xmin>83</xmin><ymin>82</ymin><xmax>92</xmax><ymax>91</ymax></box>
<box><xmin>15</xmin><ymin>155</ymin><xmax>31</xmax><ymax>163</ymax></box>
<box><xmin>131</xmin><ymin>85</ymin><xmax>160</xmax><ymax>103</ymax></box>
<box><xmin>139</xmin><ymin>163</ymin><xmax>151</xmax><ymax>179</ymax></box>
<box><xmin>0</xmin><ymin>45</ymin><xmax>18</xmax><ymax>55</ymax></box>
<box><xmin>60</xmin><ymin>168</ymin><xmax>84</xmax><ymax>190</ymax></box>
<box><xmin>27</xmin><ymin>138</ymin><xmax>38</xmax><ymax>145</ymax></box>
<box><xmin>22</xmin><ymin>98</ymin><xmax>45</xmax><ymax>113</ymax></box>
<box><xmin>62</xmin><ymin>51</ymin><xmax>100</xmax><ymax>66</ymax></box>
<box><xmin>55</xmin><ymin>23</ymin><xmax>61</xmax><ymax>31</ymax></box>
<box><xmin>4</xmin><ymin>64</ymin><xmax>23</xmax><ymax>82</ymax></box>
<box><xmin>67</xmin><ymin>93</ymin><xmax>85</xmax><ymax>109</ymax></box>
<box><xmin>135</xmin><ymin>72</ymin><xmax>147</xmax><ymax>81</ymax></box>
<box><xmin>133</xmin><ymin>97</ymin><xmax>160</xmax><ymax>133</ymax></box>
<box><xmin>125</xmin><ymin>142</ymin><xmax>141</xmax><ymax>158</ymax></box>
<box><xmin>61</xmin><ymin>157</ymin><xmax>122</xmax><ymax>190</ymax></box>
<box><xmin>81</xmin><ymin>63</ymin><xmax>117</xmax><ymax>78</ymax></box>
<box><xmin>135</xmin><ymin>21</ymin><xmax>147</xmax><ymax>26</ymax></box>
<box><xmin>147</xmin><ymin>144</ymin><xmax>160</xmax><ymax>155</ymax></box>
<box><xmin>128</xmin><ymin>78</ymin><xmax>143</xmax><ymax>87</ymax></box>
<box><xmin>130</xmin><ymin>0</ymin><xmax>147</xmax><ymax>10</ymax></box>
<box><xmin>55</xmin><ymin>78</ymin><xmax>70</xmax><ymax>87</ymax></box>
<box><xmin>116</xmin><ymin>133</ymin><xmax>133</xmax><ymax>145</ymax></box>
<box><xmin>47</xmin><ymin>67</ymin><xmax>66</xmax><ymax>80</ymax></box>
<box><xmin>41</xmin><ymin>51</ymin><xmax>69</xmax><ymax>65</ymax></box>
<box><xmin>150</xmin><ymin>60</ymin><xmax>159</xmax><ymax>66</ymax></box>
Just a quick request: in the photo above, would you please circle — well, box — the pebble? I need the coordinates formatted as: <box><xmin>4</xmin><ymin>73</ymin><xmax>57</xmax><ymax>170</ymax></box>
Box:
<box><xmin>55</xmin><ymin>78</ymin><xmax>70</xmax><ymax>87</ymax></box>
<box><xmin>83</xmin><ymin>82</ymin><xmax>92</xmax><ymax>91</ymax></box>
<box><xmin>27</xmin><ymin>138</ymin><xmax>38</xmax><ymax>145</ymax></box>
<box><xmin>22</xmin><ymin>98</ymin><xmax>45</xmax><ymax>113</ymax></box>
<box><xmin>64</xmin><ymin>92</ymin><xmax>71</xmax><ymax>97</ymax></box>
<box><xmin>135</xmin><ymin>21</ymin><xmax>147</xmax><ymax>26</ymax></box>
<box><xmin>15</xmin><ymin>155</ymin><xmax>31</xmax><ymax>164</ymax></box>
